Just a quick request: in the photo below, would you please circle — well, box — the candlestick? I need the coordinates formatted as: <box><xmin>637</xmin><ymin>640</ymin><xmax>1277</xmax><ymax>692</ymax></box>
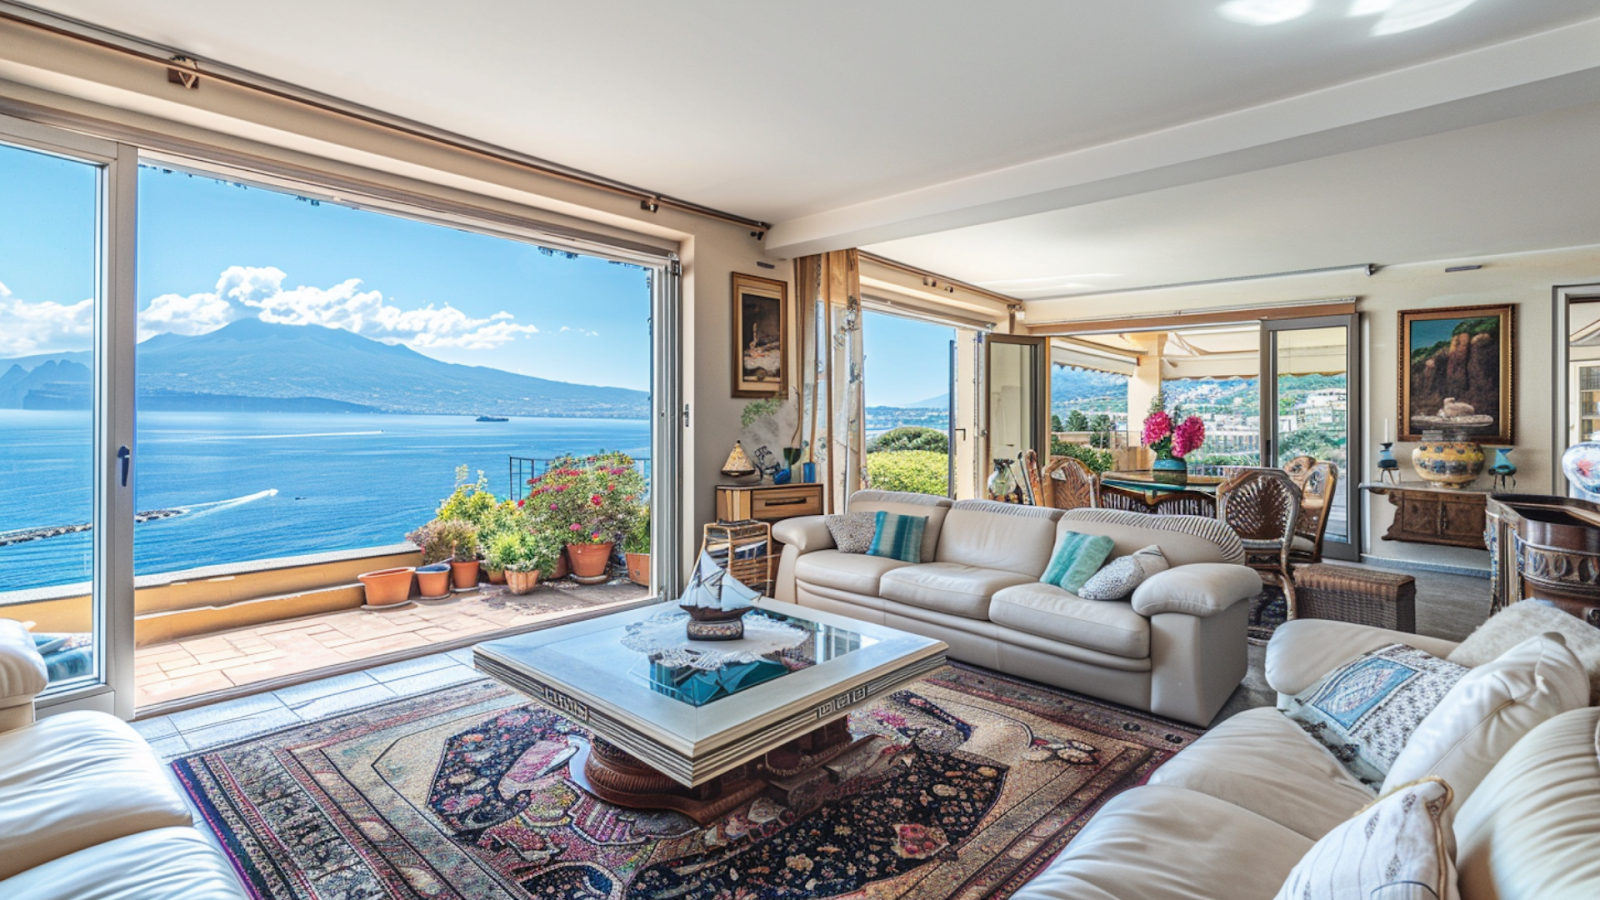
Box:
<box><xmin>1383</xmin><ymin>418</ymin><xmax>1389</xmax><ymax>443</ymax></box>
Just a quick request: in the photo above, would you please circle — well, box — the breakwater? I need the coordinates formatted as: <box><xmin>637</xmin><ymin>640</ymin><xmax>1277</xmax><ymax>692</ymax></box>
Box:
<box><xmin>0</xmin><ymin>509</ymin><xmax>183</xmax><ymax>547</ymax></box>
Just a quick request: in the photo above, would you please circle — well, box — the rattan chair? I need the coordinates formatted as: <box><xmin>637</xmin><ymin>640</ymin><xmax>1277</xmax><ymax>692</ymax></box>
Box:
<box><xmin>1020</xmin><ymin>449</ymin><xmax>1047</xmax><ymax>506</ymax></box>
<box><xmin>1042</xmin><ymin>455</ymin><xmax>1099</xmax><ymax>509</ymax></box>
<box><xmin>1098</xmin><ymin>483</ymin><xmax>1216</xmax><ymax>517</ymax></box>
<box><xmin>1282</xmin><ymin>455</ymin><xmax>1317</xmax><ymax>489</ymax></box>
<box><xmin>1289</xmin><ymin>461</ymin><xmax>1338</xmax><ymax>565</ymax></box>
<box><xmin>1217</xmin><ymin>468</ymin><xmax>1303</xmax><ymax>618</ymax></box>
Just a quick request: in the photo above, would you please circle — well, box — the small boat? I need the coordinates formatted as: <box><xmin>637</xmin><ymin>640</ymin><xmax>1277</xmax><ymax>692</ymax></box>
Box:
<box><xmin>475</xmin><ymin>415</ymin><xmax>509</xmax><ymax>422</ymax></box>
<box><xmin>679</xmin><ymin>553</ymin><xmax>759</xmax><ymax>640</ymax></box>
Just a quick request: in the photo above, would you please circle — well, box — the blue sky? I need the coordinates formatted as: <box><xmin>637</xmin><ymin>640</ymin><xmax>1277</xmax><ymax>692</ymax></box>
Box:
<box><xmin>1</xmin><ymin>142</ymin><xmax>653</xmax><ymax>391</ymax></box>
<box><xmin>862</xmin><ymin>310</ymin><xmax>952</xmax><ymax>407</ymax></box>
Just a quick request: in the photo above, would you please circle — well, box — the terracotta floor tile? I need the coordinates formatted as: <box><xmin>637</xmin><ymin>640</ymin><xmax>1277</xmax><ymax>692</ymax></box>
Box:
<box><xmin>333</xmin><ymin>632</ymin><xmax>432</xmax><ymax>658</ymax></box>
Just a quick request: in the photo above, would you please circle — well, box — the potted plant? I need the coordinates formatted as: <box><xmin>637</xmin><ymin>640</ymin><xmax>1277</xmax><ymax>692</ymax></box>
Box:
<box><xmin>443</xmin><ymin>520</ymin><xmax>483</xmax><ymax>591</ymax></box>
<box><xmin>357</xmin><ymin>566</ymin><xmax>415</xmax><ymax>608</ymax></box>
<box><xmin>480</xmin><ymin>499</ymin><xmax>527</xmax><ymax>585</ymax></box>
<box><xmin>526</xmin><ymin>452</ymin><xmax>647</xmax><ymax>585</ymax></box>
<box><xmin>505</xmin><ymin>531</ymin><xmax>562</xmax><ymax>595</ymax></box>
<box><xmin>1140</xmin><ymin>395</ymin><xmax>1206</xmax><ymax>481</ymax></box>
<box><xmin>485</xmin><ymin>530</ymin><xmax>526</xmax><ymax>587</ymax></box>
<box><xmin>406</xmin><ymin>518</ymin><xmax>479</xmax><ymax>597</ymax></box>
<box><xmin>623</xmin><ymin>511</ymin><xmax>650</xmax><ymax>587</ymax></box>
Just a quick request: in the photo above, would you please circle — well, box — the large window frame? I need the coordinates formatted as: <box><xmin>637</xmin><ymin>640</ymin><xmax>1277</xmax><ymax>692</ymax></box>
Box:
<box><xmin>5</xmin><ymin>115</ymin><xmax>684</xmax><ymax>718</ymax></box>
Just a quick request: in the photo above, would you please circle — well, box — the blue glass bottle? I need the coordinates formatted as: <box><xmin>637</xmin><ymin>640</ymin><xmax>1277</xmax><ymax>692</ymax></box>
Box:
<box><xmin>1378</xmin><ymin>442</ymin><xmax>1399</xmax><ymax>484</ymax></box>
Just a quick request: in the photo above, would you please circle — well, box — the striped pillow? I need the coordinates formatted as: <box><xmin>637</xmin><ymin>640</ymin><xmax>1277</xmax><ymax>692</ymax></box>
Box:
<box><xmin>1042</xmin><ymin>531</ymin><xmax>1116</xmax><ymax>594</ymax></box>
<box><xmin>868</xmin><ymin>512</ymin><xmax>927</xmax><ymax>563</ymax></box>
<box><xmin>1274</xmin><ymin>777</ymin><xmax>1458</xmax><ymax>900</ymax></box>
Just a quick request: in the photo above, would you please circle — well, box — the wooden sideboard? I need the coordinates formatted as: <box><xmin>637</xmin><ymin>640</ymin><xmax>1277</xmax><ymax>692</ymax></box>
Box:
<box><xmin>1360</xmin><ymin>482</ymin><xmax>1488</xmax><ymax>550</ymax></box>
<box><xmin>715</xmin><ymin>482</ymin><xmax>824</xmax><ymax>523</ymax></box>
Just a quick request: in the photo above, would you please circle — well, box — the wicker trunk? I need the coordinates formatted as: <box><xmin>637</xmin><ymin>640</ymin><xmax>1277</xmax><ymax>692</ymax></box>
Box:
<box><xmin>1294</xmin><ymin>564</ymin><xmax>1416</xmax><ymax>632</ymax></box>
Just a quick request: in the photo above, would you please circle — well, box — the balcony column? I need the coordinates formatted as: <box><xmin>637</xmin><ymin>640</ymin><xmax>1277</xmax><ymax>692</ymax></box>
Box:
<box><xmin>1125</xmin><ymin>333</ymin><xmax>1166</xmax><ymax>468</ymax></box>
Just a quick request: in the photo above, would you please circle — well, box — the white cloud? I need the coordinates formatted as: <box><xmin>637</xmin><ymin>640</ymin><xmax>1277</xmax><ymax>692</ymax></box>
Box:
<box><xmin>133</xmin><ymin>265</ymin><xmax>538</xmax><ymax>350</ymax></box>
<box><xmin>0</xmin><ymin>279</ymin><xmax>95</xmax><ymax>356</ymax></box>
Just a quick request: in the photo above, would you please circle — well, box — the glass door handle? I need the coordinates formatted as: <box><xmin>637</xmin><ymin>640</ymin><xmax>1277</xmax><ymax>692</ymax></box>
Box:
<box><xmin>117</xmin><ymin>446</ymin><xmax>131</xmax><ymax>487</ymax></box>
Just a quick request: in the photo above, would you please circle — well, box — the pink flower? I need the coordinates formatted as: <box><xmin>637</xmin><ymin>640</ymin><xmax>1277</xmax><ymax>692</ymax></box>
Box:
<box><xmin>1141</xmin><ymin>410</ymin><xmax>1172</xmax><ymax>447</ymax></box>
<box><xmin>590</xmin><ymin>493</ymin><xmax>603</xmax><ymax>506</ymax></box>
<box><xmin>591</xmin><ymin>532</ymin><xmax>602</xmax><ymax>541</ymax></box>
<box><xmin>549</xmin><ymin>502</ymin><xmax>558</xmax><ymax>511</ymax></box>
<box><xmin>569</xmin><ymin>523</ymin><xmax>581</xmax><ymax>532</ymax></box>
<box><xmin>1172</xmin><ymin>416</ymin><xmax>1206</xmax><ymax>458</ymax></box>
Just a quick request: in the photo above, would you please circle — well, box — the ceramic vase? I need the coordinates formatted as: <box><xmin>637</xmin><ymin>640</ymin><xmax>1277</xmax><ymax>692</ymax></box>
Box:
<box><xmin>987</xmin><ymin>459</ymin><xmax>1017</xmax><ymax>501</ymax></box>
<box><xmin>1411</xmin><ymin>437</ymin><xmax>1485</xmax><ymax>489</ymax></box>
<box><xmin>1562</xmin><ymin>442</ymin><xmax>1600</xmax><ymax>500</ymax></box>
<box><xmin>1378</xmin><ymin>442</ymin><xmax>1400</xmax><ymax>483</ymax></box>
<box><xmin>1489</xmin><ymin>447</ymin><xmax>1517</xmax><ymax>491</ymax></box>
<box><xmin>1152</xmin><ymin>456</ymin><xmax>1187</xmax><ymax>484</ymax></box>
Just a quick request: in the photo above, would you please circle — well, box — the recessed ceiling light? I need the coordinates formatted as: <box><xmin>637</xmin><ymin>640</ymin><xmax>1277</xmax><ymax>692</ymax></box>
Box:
<box><xmin>1218</xmin><ymin>0</ymin><xmax>1314</xmax><ymax>27</ymax></box>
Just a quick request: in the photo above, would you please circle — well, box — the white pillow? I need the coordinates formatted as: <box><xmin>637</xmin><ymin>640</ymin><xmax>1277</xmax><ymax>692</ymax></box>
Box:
<box><xmin>1383</xmin><ymin>633</ymin><xmax>1588</xmax><ymax>807</ymax></box>
<box><xmin>1077</xmin><ymin>545</ymin><xmax>1169</xmax><ymax>600</ymax></box>
<box><xmin>1275</xmin><ymin>777</ymin><xmax>1460</xmax><ymax>900</ymax></box>
<box><xmin>1448</xmin><ymin>601</ymin><xmax>1600</xmax><ymax>704</ymax></box>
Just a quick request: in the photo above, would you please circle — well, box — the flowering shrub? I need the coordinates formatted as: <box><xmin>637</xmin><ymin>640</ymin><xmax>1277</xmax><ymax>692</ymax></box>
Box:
<box><xmin>526</xmin><ymin>452</ymin><xmax>646</xmax><ymax>545</ymax></box>
<box><xmin>406</xmin><ymin>518</ymin><xmax>480</xmax><ymax>564</ymax></box>
<box><xmin>1140</xmin><ymin>402</ymin><xmax>1206</xmax><ymax>460</ymax></box>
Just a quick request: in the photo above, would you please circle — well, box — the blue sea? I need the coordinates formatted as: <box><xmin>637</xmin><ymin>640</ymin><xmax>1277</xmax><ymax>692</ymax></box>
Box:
<box><xmin>0</xmin><ymin>410</ymin><xmax>651</xmax><ymax>593</ymax></box>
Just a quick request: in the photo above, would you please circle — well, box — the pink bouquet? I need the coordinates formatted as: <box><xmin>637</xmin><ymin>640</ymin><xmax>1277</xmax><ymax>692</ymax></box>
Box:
<box><xmin>1141</xmin><ymin>407</ymin><xmax>1205</xmax><ymax>460</ymax></box>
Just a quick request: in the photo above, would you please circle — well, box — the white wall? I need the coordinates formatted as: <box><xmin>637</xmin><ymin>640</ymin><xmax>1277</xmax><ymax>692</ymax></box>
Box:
<box><xmin>1030</xmin><ymin>244</ymin><xmax>1600</xmax><ymax>573</ymax></box>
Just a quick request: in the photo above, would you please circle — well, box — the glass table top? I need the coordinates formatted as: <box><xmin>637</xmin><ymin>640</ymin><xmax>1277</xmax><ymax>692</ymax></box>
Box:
<box><xmin>1101</xmin><ymin>469</ymin><xmax>1228</xmax><ymax>494</ymax></box>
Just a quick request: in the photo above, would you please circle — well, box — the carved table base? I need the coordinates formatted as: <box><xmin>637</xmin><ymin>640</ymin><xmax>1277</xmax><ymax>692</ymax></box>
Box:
<box><xmin>569</xmin><ymin>719</ymin><xmax>864</xmax><ymax>826</ymax></box>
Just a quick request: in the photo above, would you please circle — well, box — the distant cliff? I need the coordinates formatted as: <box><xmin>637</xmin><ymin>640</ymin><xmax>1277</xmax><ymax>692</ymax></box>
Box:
<box><xmin>0</xmin><ymin>319</ymin><xmax>650</xmax><ymax>418</ymax></box>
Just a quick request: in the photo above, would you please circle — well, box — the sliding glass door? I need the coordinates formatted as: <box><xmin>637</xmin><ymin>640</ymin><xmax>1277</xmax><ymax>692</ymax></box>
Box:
<box><xmin>0</xmin><ymin>118</ymin><xmax>136</xmax><ymax>715</ymax></box>
<box><xmin>1262</xmin><ymin>315</ymin><xmax>1360</xmax><ymax>560</ymax></box>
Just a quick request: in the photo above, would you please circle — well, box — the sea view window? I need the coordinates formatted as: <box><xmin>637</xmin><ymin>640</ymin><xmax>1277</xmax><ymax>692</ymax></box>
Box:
<box><xmin>862</xmin><ymin>310</ymin><xmax>956</xmax><ymax>497</ymax></box>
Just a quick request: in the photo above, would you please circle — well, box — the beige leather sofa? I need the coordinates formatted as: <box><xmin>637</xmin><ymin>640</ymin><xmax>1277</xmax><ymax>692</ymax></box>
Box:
<box><xmin>0</xmin><ymin>620</ymin><xmax>247</xmax><ymax>900</ymax></box>
<box><xmin>773</xmin><ymin>491</ymin><xmax>1263</xmax><ymax>726</ymax></box>
<box><xmin>1013</xmin><ymin>618</ymin><xmax>1600</xmax><ymax>900</ymax></box>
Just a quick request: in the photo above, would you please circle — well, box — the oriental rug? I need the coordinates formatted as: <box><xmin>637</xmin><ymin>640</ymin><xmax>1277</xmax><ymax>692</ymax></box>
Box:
<box><xmin>173</xmin><ymin>663</ymin><xmax>1202</xmax><ymax>900</ymax></box>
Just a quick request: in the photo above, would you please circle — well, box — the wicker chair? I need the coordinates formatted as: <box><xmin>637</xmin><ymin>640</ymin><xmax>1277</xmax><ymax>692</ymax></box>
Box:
<box><xmin>1020</xmin><ymin>449</ymin><xmax>1047</xmax><ymax>506</ymax></box>
<box><xmin>1217</xmin><ymin>468</ymin><xmax>1303</xmax><ymax>618</ymax></box>
<box><xmin>1282</xmin><ymin>455</ymin><xmax>1317</xmax><ymax>489</ymax></box>
<box><xmin>1042</xmin><ymin>455</ymin><xmax>1098</xmax><ymax>509</ymax></box>
<box><xmin>1289</xmin><ymin>461</ymin><xmax>1338</xmax><ymax>565</ymax></box>
<box><xmin>1098</xmin><ymin>483</ymin><xmax>1216</xmax><ymax>517</ymax></box>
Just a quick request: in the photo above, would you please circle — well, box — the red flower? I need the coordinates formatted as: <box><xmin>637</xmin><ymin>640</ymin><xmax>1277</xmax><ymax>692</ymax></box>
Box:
<box><xmin>589</xmin><ymin>493</ymin><xmax>603</xmax><ymax>506</ymax></box>
<box><xmin>516</xmin><ymin>499</ymin><xmax>525</xmax><ymax>508</ymax></box>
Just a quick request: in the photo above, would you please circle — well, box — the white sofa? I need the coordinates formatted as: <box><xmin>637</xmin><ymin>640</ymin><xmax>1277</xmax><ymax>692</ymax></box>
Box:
<box><xmin>1013</xmin><ymin>618</ymin><xmax>1600</xmax><ymax>900</ymax></box>
<box><xmin>773</xmin><ymin>491</ymin><xmax>1263</xmax><ymax>726</ymax></box>
<box><xmin>0</xmin><ymin>620</ymin><xmax>247</xmax><ymax>900</ymax></box>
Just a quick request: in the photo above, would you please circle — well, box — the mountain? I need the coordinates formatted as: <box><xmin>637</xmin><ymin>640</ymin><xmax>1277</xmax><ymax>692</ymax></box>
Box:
<box><xmin>0</xmin><ymin>359</ymin><xmax>91</xmax><ymax>409</ymax></box>
<box><xmin>0</xmin><ymin>319</ymin><xmax>650</xmax><ymax>418</ymax></box>
<box><xmin>905</xmin><ymin>393</ymin><xmax>950</xmax><ymax>409</ymax></box>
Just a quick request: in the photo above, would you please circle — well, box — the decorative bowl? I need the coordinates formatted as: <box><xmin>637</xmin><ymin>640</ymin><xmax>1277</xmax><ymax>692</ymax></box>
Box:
<box><xmin>1411</xmin><ymin>438</ymin><xmax>1485</xmax><ymax>489</ymax></box>
<box><xmin>1562</xmin><ymin>442</ymin><xmax>1600</xmax><ymax>501</ymax></box>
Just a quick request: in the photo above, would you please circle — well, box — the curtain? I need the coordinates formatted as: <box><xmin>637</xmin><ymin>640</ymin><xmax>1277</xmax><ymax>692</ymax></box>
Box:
<box><xmin>794</xmin><ymin>250</ymin><xmax>865</xmax><ymax>513</ymax></box>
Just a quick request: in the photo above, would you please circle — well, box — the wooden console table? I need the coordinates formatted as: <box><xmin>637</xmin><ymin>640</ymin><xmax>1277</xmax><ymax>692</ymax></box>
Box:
<box><xmin>1360</xmin><ymin>482</ymin><xmax>1488</xmax><ymax>550</ymax></box>
<box><xmin>716</xmin><ymin>482</ymin><xmax>824</xmax><ymax>523</ymax></box>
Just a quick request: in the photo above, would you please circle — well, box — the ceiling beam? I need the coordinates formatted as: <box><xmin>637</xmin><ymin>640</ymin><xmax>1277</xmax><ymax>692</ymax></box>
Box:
<box><xmin>765</xmin><ymin>16</ymin><xmax>1600</xmax><ymax>257</ymax></box>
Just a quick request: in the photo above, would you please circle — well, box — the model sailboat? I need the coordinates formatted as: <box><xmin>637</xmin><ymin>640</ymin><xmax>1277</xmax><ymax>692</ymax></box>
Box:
<box><xmin>680</xmin><ymin>552</ymin><xmax>759</xmax><ymax>640</ymax></box>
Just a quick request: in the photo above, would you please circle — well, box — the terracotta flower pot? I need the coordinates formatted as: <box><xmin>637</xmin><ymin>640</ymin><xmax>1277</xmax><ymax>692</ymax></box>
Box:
<box><xmin>487</xmin><ymin>566</ymin><xmax>507</xmax><ymax>585</ymax></box>
<box><xmin>450</xmin><ymin>559</ymin><xmax>481</xmax><ymax>590</ymax></box>
<box><xmin>625</xmin><ymin>552</ymin><xmax>650</xmax><ymax>587</ymax></box>
<box><xmin>566</xmin><ymin>542</ymin><xmax>614</xmax><ymax>579</ymax></box>
<box><xmin>358</xmin><ymin>567</ymin><xmax>414</xmax><ymax>607</ymax></box>
<box><xmin>505</xmin><ymin>569</ymin><xmax>541</xmax><ymax>595</ymax></box>
<box><xmin>416</xmin><ymin>564</ymin><xmax>452</xmax><ymax>600</ymax></box>
<box><xmin>551</xmin><ymin>549</ymin><xmax>570</xmax><ymax>580</ymax></box>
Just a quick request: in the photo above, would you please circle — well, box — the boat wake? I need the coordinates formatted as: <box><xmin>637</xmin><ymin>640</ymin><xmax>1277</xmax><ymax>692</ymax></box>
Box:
<box><xmin>0</xmin><ymin>489</ymin><xmax>278</xmax><ymax>546</ymax></box>
<box><xmin>176</xmin><ymin>489</ymin><xmax>279</xmax><ymax>517</ymax></box>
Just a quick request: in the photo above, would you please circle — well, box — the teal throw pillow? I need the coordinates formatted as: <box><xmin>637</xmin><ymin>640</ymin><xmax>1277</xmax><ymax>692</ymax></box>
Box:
<box><xmin>868</xmin><ymin>511</ymin><xmax>927</xmax><ymax>563</ymax></box>
<box><xmin>1042</xmin><ymin>531</ymin><xmax>1116</xmax><ymax>593</ymax></box>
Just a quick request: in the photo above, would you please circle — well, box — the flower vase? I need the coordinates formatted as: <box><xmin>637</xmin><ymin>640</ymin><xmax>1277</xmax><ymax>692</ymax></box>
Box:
<box><xmin>987</xmin><ymin>459</ymin><xmax>1018</xmax><ymax>502</ymax></box>
<box><xmin>1411</xmin><ymin>436</ymin><xmax>1485</xmax><ymax>489</ymax></box>
<box><xmin>1563</xmin><ymin>442</ymin><xmax>1600</xmax><ymax>500</ymax></box>
<box><xmin>1489</xmin><ymin>447</ymin><xmax>1517</xmax><ymax>491</ymax></box>
<box><xmin>1152</xmin><ymin>456</ymin><xmax>1187</xmax><ymax>484</ymax></box>
<box><xmin>1378</xmin><ymin>442</ymin><xmax>1400</xmax><ymax>484</ymax></box>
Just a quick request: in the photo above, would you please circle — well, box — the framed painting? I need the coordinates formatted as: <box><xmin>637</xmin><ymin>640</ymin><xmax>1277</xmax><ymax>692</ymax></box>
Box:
<box><xmin>1398</xmin><ymin>304</ymin><xmax>1515</xmax><ymax>443</ymax></box>
<box><xmin>731</xmin><ymin>273</ymin><xmax>788</xmax><ymax>397</ymax></box>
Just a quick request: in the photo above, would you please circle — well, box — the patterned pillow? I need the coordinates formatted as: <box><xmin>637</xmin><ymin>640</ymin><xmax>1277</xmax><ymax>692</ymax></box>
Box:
<box><xmin>1286</xmin><ymin>644</ymin><xmax>1469</xmax><ymax>788</ymax></box>
<box><xmin>1077</xmin><ymin>545</ymin><xmax>1169</xmax><ymax>601</ymax></box>
<box><xmin>1042</xmin><ymin>531</ymin><xmax>1116</xmax><ymax>593</ymax></box>
<box><xmin>868</xmin><ymin>511</ymin><xmax>928</xmax><ymax>563</ymax></box>
<box><xmin>1273</xmin><ymin>777</ymin><xmax>1458</xmax><ymax>900</ymax></box>
<box><xmin>824</xmin><ymin>512</ymin><xmax>877</xmax><ymax>554</ymax></box>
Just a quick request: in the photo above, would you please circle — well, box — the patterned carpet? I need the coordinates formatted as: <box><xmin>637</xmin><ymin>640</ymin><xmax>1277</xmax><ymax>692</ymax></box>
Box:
<box><xmin>1248</xmin><ymin>585</ymin><xmax>1289</xmax><ymax>645</ymax></box>
<box><xmin>173</xmin><ymin>664</ymin><xmax>1202</xmax><ymax>900</ymax></box>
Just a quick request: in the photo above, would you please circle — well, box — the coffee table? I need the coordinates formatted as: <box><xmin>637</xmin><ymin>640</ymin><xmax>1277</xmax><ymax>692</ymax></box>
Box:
<box><xmin>474</xmin><ymin>599</ymin><xmax>947</xmax><ymax>825</ymax></box>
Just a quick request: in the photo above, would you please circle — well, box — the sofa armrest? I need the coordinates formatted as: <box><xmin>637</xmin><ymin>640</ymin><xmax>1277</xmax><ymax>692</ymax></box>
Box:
<box><xmin>0</xmin><ymin>619</ymin><xmax>48</xmax><ymax>732</ymax></box>
<box><xmin>772</xmin><ymin>516</ymin><xmax>835</xmax><ymax>554</ymax></box>
<box><xmin>1131</xmin><ymin>564</ymin><xmax>1262</xmax><ymax>618</ymax></box>
<box><xmin>1265</xmin><ymin>619</ymin><xmax>1461</xmax><ymax>697</ymax></box>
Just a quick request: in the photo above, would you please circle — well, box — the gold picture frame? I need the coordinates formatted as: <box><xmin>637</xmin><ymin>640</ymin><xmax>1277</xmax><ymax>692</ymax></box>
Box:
<box><xmin>1397</xmin><ymin>303</ymin><xmax>1515</xmax><ymax>443</ymax></box>
<box><xmin>731</xmin><ymin>273</ymin><xmax>788</xmax><ymax>398</ymax></box>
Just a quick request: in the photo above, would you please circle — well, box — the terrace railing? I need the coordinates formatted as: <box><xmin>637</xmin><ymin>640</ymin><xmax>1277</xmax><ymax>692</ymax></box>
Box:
<box><xmin>508</xmin><ymin>456</ymin><xmax>652</xmax><ymax>502</ymax></box>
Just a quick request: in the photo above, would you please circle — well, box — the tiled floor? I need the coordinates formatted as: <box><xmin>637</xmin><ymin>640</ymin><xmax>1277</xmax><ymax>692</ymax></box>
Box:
<box><xmin>134</xmin><ymin>578</ymin><xmax>648</xmax><ymax>710</ymax></box>
<box><xmin>133</xmin><ymin>645</ymin><xmax>485</xmax><ymax>759</ymax></box>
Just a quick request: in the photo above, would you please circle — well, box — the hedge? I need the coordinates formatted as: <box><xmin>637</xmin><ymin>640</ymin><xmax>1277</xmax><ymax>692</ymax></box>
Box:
<box><xmin>867</xmin><ymin>426</ymin><xmax>949</xmax><ymax>454</ymax></box>
<box><xmin>866</xmin><ymin>450</ymin><xmax>949</xmax><ymax>496</ymax></box>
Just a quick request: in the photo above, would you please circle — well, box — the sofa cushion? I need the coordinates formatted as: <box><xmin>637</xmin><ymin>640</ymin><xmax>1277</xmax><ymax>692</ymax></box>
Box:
<box><xmin>1274</xmin><ymin>777</ymin><xmax>1459</xmax><ymax>900</ymax></box>
<box><xmin>935</xmin><ymin>501</ymin><xmax>1063</xmax><ymax>577</ymax></box>
<box><xmin>1078</xmin><ymin>545</ymin><xmax>1169</xmax><ymax>601</ymax></box>
<box><xmin>1010</xmin><ymin>785</ymin><xmax>1312</xmax><ymax>900</ymax></box>
<box><xmin>794</xmin><ymin>549</ymin><xmax>911</xmax><ymax>596</ymax></box>
<box><xmin>0</xmin><ymin>826</ymin><xmax>248</xmax><ymax>900</ymax></box>
<box><xmin>0</xmin><ymin>711</ymin><xmax>193</xmax><ymax>880</ymax></box>
<box><xmin>868</xmin><ymin>511</ymin><xmax>927</xmax><ymax>563</ymax></box>
<box><xmin>991</xmin><ymin>583</ymin><xmax>1149</xmax><ymax>659</ymax></box>
<box><xmin>1384</xmin><ymin>634</ymin><xmax>1589</xmax><ymax>808</ymax></box>
<box><xmin>1041</xmin><ymin>531</ymin><xmax>1116</xmax><ymax>593</ymax></box>
<box><xmin>823</xmin><ymin>511</ymin><xmax>875</xmax><ymax>554</ymax></box>
<box><xmin>1266</xmin><ymin>619</ymin><xmax>1462</xmax><ymax>698</ymax></box>
<box><xmin>880</xmin><ymin>562</ymin><xmax>1035</xmax><ymax>620</ymax></box>
<box><xmin>1455</xmin><ymin>707</ymin><xmax>1600</xmax><ymax>900</ymax></box>
<box><xmin>847</xmin><ymin>490</ymin><xmax>952</xmax><ymax>565</ymax></box>
<box><xmin>1448</xmin><ymin>600</ymin><xmax>1600</xmax><ymax>703</ymax></box>
<box><xmin>1149</xmin><ymin>707</ymin><xmax>1374</xmax><ymax>840</ymax></box>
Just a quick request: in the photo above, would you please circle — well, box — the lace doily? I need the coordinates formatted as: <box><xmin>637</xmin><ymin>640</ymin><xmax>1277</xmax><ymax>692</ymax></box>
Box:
<box><xmin>620</xmin><ymin>610</ymin><xmax>809</xmax><ymax>671</ymax></box>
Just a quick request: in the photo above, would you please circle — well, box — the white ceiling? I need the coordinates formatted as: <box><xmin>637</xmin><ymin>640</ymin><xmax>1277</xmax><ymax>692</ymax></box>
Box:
<box><xmin>17</xmin><ymin>0</ymin><xmax>1600</xmax><ymax>293</ymax></box>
